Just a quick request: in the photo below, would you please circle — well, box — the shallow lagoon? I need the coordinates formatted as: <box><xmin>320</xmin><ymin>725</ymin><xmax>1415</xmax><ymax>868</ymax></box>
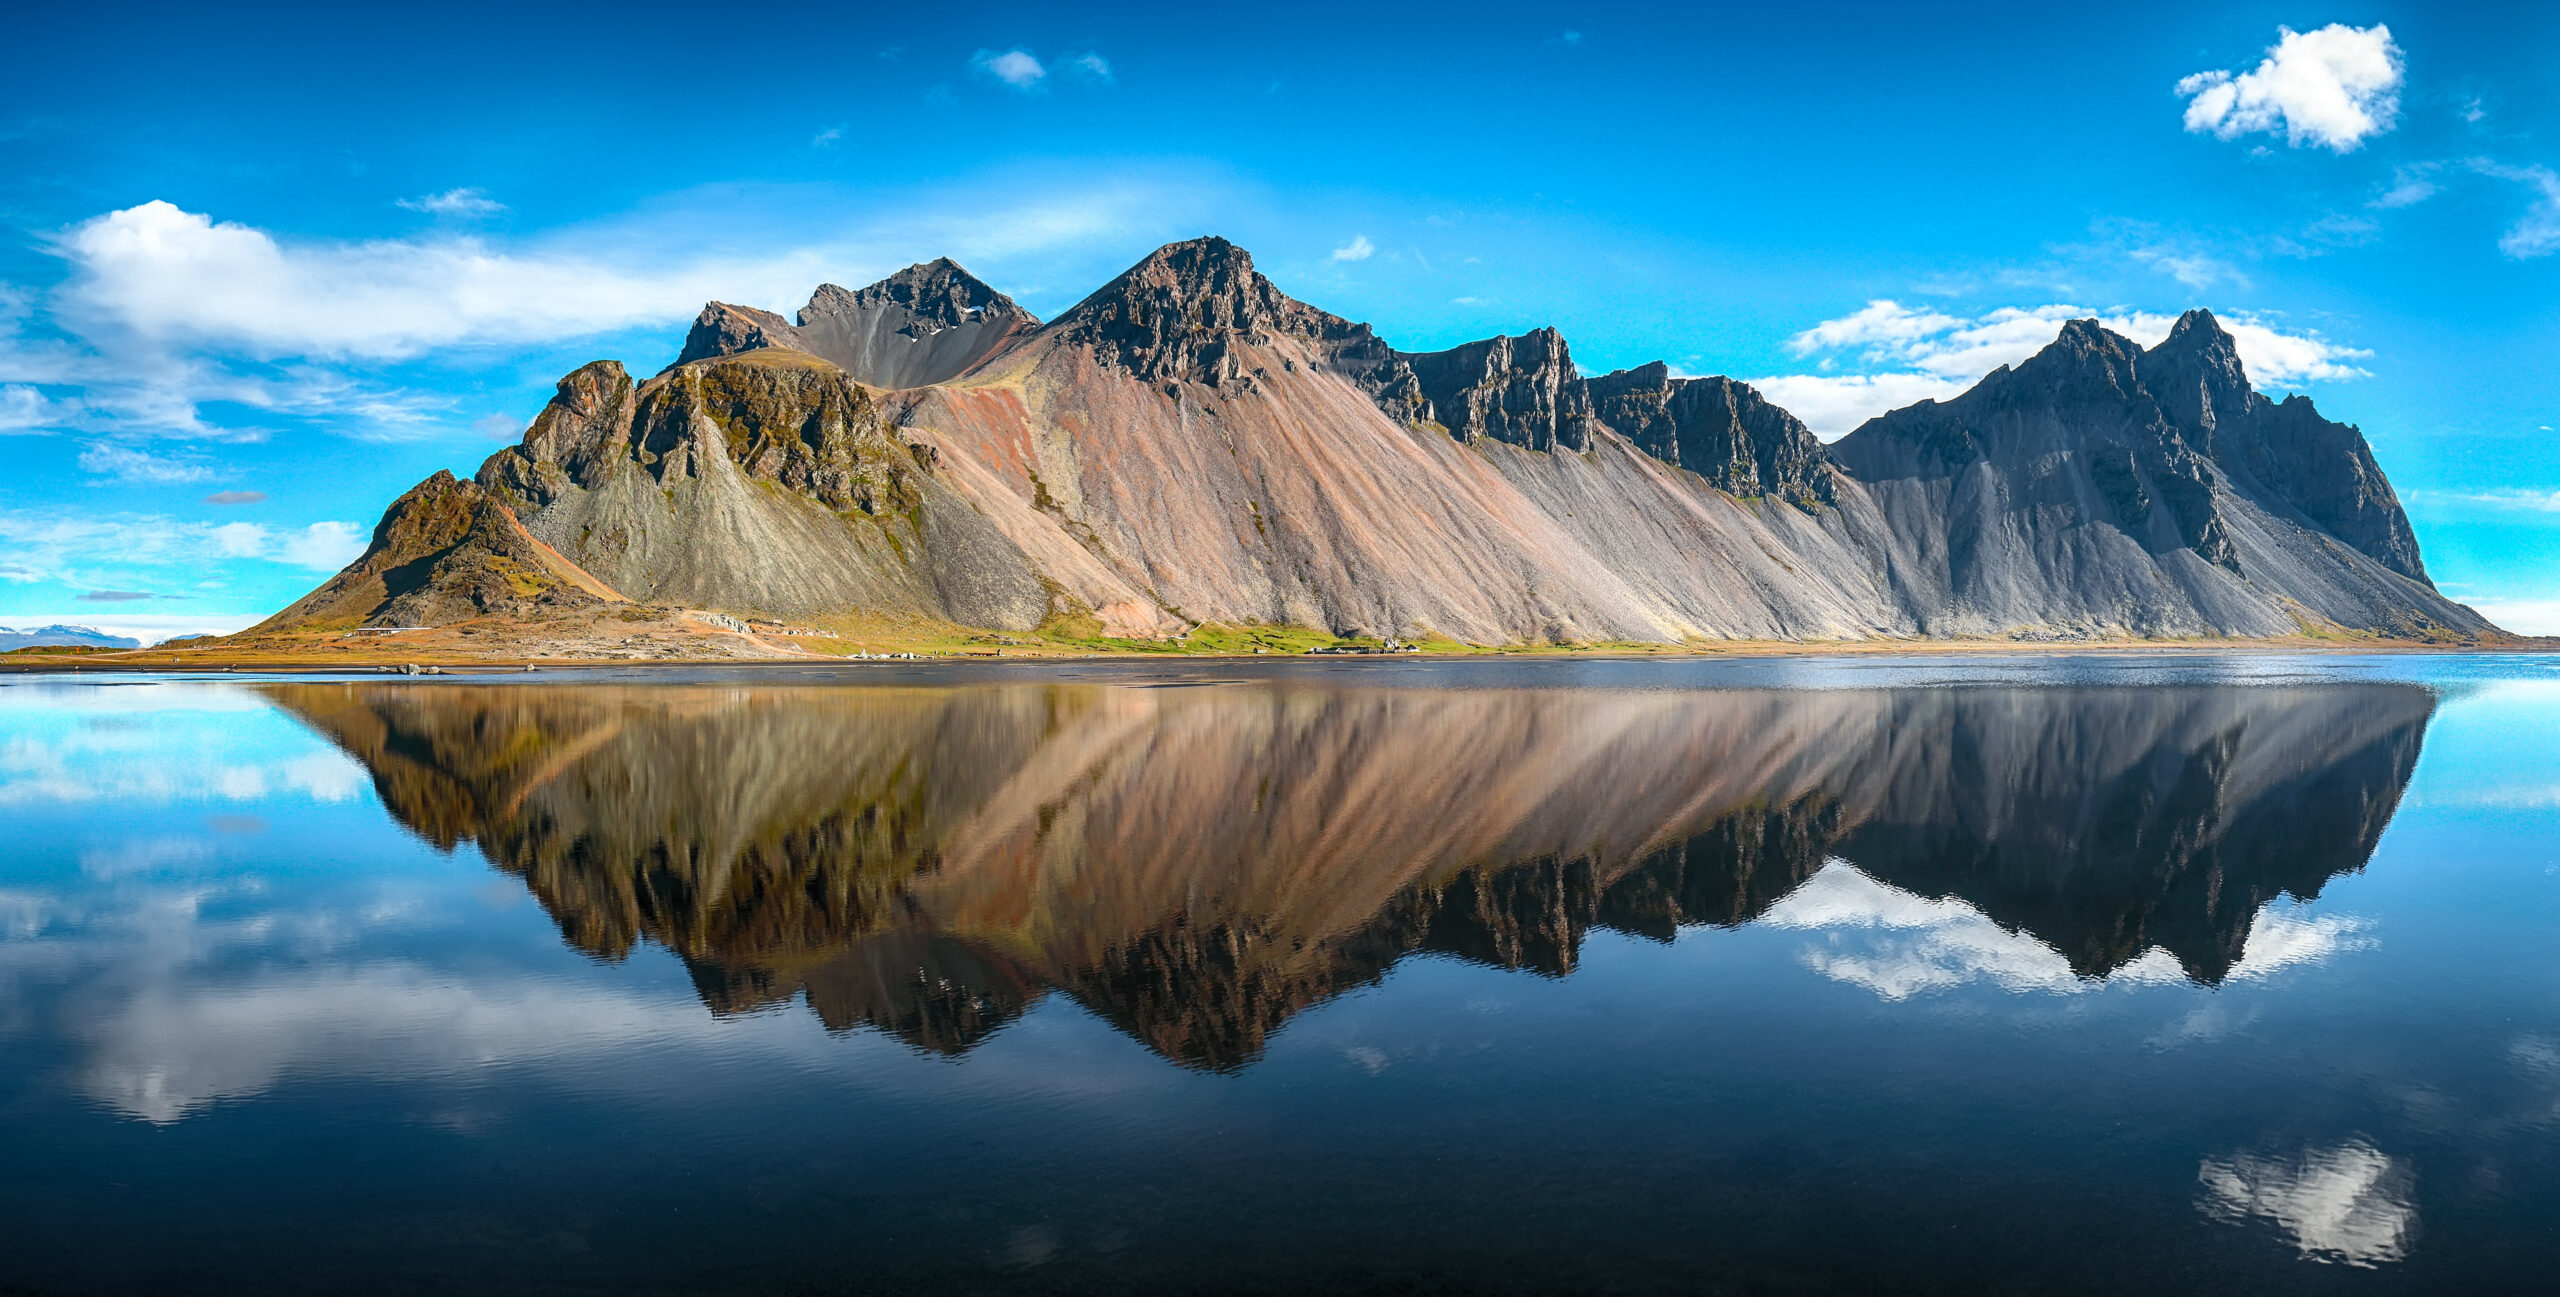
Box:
<box><xmin>4</xmin><ymin>654</ymin><xmax>2558</xmax><ymax>1294</ymax></box>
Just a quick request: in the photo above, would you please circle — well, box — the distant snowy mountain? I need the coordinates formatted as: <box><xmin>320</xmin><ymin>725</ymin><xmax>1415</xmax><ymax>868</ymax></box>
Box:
<box><xmin>0</xmin><ymin>624</ymin><xmax>143</xmax><ymax>651</ymax></box>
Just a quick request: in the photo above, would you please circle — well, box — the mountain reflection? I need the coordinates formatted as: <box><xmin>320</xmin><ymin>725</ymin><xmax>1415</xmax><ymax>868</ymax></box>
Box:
<box><xmin>265</xmin><ymin>678</ymin><xmax>2434</xmax><ymax>1069</ymax></box>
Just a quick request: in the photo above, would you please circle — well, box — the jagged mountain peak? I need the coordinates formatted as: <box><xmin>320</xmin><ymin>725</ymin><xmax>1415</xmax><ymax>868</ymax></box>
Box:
<box><xmin>1045</xmin><ymin>236</ymin><xmax>1360</xmax><ymax>388</ymax></box>
<box><xmin>2142</xmin><ymin>308</ymin><xmax>2255</xmax><ymax>430</ymax></box>
<box><xmin>671</xmin><ymin>301</ymin><xmax>806</xmax><ymax>370</ymax></box>
<box><xmin>2160</xmin><ymin>306</ymin><xmax>2237</xmax><ymax>349</ymax></box>
<box><xmin>1999</xmin><ymin>318</ymin><xmax>2151</xmax><ymax>405</ymax></box>
<box><xmin>1055</xmin><ymin>236</ymin><xmax>1298</xmax><ymax>337</ymax></box>
<box><xmin>806</xmin><ymin>258</ymin><xmax>1034</xmax><ymax>332</ymax></box>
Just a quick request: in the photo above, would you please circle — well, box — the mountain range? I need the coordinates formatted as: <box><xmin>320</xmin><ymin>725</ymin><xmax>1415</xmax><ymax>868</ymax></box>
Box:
<box><xmin>254</xmin><ymin>237</ymin><xmax>2497</xmax><ymax>647</ymax></box>
<box><xmin>0</xmin><ymin>624</ymin><xmax>142</xmax><ymax>651</ymax></box>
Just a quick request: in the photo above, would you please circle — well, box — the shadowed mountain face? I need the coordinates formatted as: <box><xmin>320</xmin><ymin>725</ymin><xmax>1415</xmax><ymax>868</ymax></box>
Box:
<box><xmin>262</xmin><ymin>237</ymin><xmax>2495</xmax><ymax>647</ymax></box>
<box><xmin>267</xmin><ymin>676</ymin><xmax>2434</xmax><ymax>1069</ymax></box>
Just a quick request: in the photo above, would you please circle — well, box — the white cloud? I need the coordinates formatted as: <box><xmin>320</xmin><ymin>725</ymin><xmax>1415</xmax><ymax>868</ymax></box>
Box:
<box><xmin>77</xmin><ymin>440</ymin><xmax>212</xmax><ymax>484</ymax></box>
<box><xmin>81</xmin><ymin>967</ymin><xmax>736</xmax><ymax>1123</ymax></box>
<box><xmin>8</xmin><ymin>181</ymin><xmax>1202</xmax><ymax>438</ymax></box>
<box><xmin>2372</xmin><ymin>168</ymin><xmax>2440</xmax><ymax>209</ymax></box>
<box><xmin>1786</xmin><ymin>299</ymin><xmax>1961</xmax><ymax>355</ymax></box>
<box><xmin>2130</xmin><ymin>246</ymin><xmax>2239</xmax><ymax>290</ymax></box>
<box><xmin>1063</xmin><ymin>52</ymin><xmax>1113</xmax><ymax>85</ymax></box>
<box><xmin>54</xmin><ymin>201</ymin><xmax>713</xmax><ymax>361</ymax></box>
<box><xmin>211</xmin><ymin>521</ymin><xmax>267</xmax><ymax>557</ymax></box>
<box><xmin>0</xmin><ymin>509</ymin><xmax>365</xmax><ymax>600</ymax></box>
<box><xmin>2177</xmin><ymin>24</ymin><xmax>2404</xmax><ymax>152</ymax></box>
<box><xmin>394</xmin><ymin>187</ymin><xmax>504</xmax><ymax>218</ymax></box>
<box><xmin>275</xmin><ymin>520</ymin><xmax>365</xmax><ymax>571</ymax></box>
<box><xmin>1332</xmin><ymin>235</ymin><xmax>1376</xmax><ymax>262</ymax></box>
<box><xmin>44</xmin><ymin>191</ymin><xmax>1186</xmax><ymax>365</ymax></box>
<box><xmin>2200</xmin><ymin>1141</ymin><xmax>2414</xmax><ymax>1266</ymax></box>
<box><xmin>2471</xmin><ymin>161</ymin><xmax>2560</xmax><ymax>258</ymax></box>
<box><xmin>971</xmin><ymin>48</ymin><xmax>1046</xmax><ymax>91</ymax></box>
<box><xmin>810</xmin><ymin>125</ymin><xmax>843</xmax><ymax>148</ymax></box>
<box><xmin>1764</xmin><ymin>300</ymin><xmax>2371</xmax><ymax>437</ymax></box>
<box><xmin>2463</xmin><ymin>598</ymin><xmax>2560</xmax><ymax>636</ymax></box>
<box><xmin>470</xmin><ymin>412</ymin><xmax>522</xmax><ymax>440</ymax></box>
<box><xmin>2406</xmin><ymin>486</ymin><xmax>2560</xmax><ymax>515</ymax></box>
<box><xmin>1748</xmin><ymin>373</ymin><xmax>1975</xmax><ymax>441</ymax></box>
<box><xmin>0</xmin><ymin>382</ymin><xmax>62</xmax><ymax>432</ymax></box>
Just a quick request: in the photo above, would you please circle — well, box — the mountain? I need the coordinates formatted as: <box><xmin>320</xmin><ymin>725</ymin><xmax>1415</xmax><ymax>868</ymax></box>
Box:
<box><xmin>676</xmin><ymin>259</ymin><xmax>1041</xmax><ymax>390</ymax></box>
<box><xmin>0</xmin><ymin>624</ymin><xmax>142</xmax><ymax>651</ymax></box>
<box><xmin>1828</xmin><ymin>313</ymin><xmax>2462</xmax><ymax>637</ymax></box>
<box><xmin>252</xmin><ymin>470</ymin><xmax>627</xmax><ymax>632</ymax></box>
<box><xmin>264</xmin><ymin>676</ymin><xmax>2436</xmax><ymax>1069</ymax></box>
<box><xmin>254</xmin><ymin>236</ymin><xmax>2497</xmax><ymax>647</ymax></box>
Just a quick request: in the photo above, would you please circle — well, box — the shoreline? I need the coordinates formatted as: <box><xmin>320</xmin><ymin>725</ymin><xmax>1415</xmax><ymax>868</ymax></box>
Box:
<box><xmin>5</xmin><ymin>635</ymin><xmax>2553</xmax><ymax>676</ymax></box>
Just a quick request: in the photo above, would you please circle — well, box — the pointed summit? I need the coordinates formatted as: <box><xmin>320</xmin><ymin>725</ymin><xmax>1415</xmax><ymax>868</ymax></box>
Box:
<box><xmin>796</xmin><ymin>259</ymin><xmax>1039</xmax><ymax>387</ymax></box>
<box><xmin>1045</xmin><ymin>236</ymin><xmax>1411</xmax><ymax>394</ymax></box>
<box><xmin>671</xmin><ymin>302</ymin><xmax>808</xmax><ymax>370</ymax></box>
<box><xmin>2138</xmin><ymin>309</ymin><xmax>2429</xmax><ymax>584</ymax></box>
<box><xmin>1048</xmin><ymin>237</ymin><xmax>1311</xmax><ymax>386</ymax></box>
<box><xmin>2141</xmin><ymin>308</ymin><xmax>2254</xmax><ymax>439</ymax></box>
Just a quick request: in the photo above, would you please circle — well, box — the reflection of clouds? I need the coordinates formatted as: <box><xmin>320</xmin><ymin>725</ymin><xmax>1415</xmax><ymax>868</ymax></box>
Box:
<box><xmin>27</xmin><ymin>862</ymin><xmax>1190</xmax><ymax>1124</ymax></box>
<box><xmin>79</xmin><ymin>837</ymin><xmax>217</xmax><ymax>877</ymax></box>
<box><xmin>82</xmin><ymin>966</ymin><xmax>733</xmax><ymax>1124</ymax></box>
<box><xmin>1761</xmin><ymin>863</ymin><xmax>2183</xmax><ymax>999</ymax></box>
<box><xmin>281</xmin><ymin>749</ymin><xmax>366</xmax><ymax>802</ymax></box>
<box><xmin>2200</xmin><ymin>1140</ymin><xmax>2414</xmax><ymax>1266</ymax></box>
<box><xmin>0</xmin><ymin>683</ymin><xmax>266</xmax><ymax>714</ymax></box>
<box><xmin>2227</xmin><ymin>906</ymin><xmax>2374</xmax><ymax>981</ymax></box>
<box><xmin>1762</xmin><ymin>863</ymin><xmax>2368</xmax><ymax>1000</ymax></box>
<box><xmin>0</xmin><ymin>722</ymin><xmax>367</xmax><ymax>807</ymax></box>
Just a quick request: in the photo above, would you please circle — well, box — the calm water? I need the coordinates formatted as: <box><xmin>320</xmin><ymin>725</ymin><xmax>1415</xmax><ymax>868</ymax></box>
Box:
<box><xmin>5</xmin><ymin>655</ymin><xmax>2559</xmax><ymax>1295</ymax></box>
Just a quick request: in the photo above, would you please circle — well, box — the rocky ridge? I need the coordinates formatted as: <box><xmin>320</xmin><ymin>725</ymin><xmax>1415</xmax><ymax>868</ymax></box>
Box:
<box><xmin>259</xmin><ymin>236</ymin><xmax>2499</xmax><ymax>646</ymax></box>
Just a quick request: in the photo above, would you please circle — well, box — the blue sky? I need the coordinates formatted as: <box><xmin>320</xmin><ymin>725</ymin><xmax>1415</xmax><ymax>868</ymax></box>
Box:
<box><xmin>3</xmin><ymin>1</ymin><xmax>2556</xmax><ymax>639</ymax></box>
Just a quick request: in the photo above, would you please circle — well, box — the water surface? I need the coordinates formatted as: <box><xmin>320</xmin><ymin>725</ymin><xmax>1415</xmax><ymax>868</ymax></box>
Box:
<box><xmin>4</xmin><ymin>655</ymin><xmax>2558</xmax><ymax>1294</ymax></box>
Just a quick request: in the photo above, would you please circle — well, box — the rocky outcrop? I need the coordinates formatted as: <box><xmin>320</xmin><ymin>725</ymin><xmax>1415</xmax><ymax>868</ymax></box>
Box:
<box><xmin>1586</xmin><ymin>363</ymin><xmax>1836</xmax><ymax>506</ymax></box>
<box><xmin>670</xmin><ymin>302</ymin><xmax>806</xmax><ymax>370</ymax></box>
<box><xmin>1043</xmin><ymin>237</ymin><xmax>1433</xmax><ymax>411</ymax></box>
<box><xmin>791</xmin><ymin>259</ymin><xmax>1040</xmax><ymax>389</ymax></box>
<box><xmin>265</xmin><ymin>676</ymin><xmax>2438</xmax><ymax>1069</ymax></box>
<box><xmin>250</xmin><ymin>470</ymin><xmax>623</xmax><ymax>632</ymax></box>
<box><xmin>2143</xmin><ymin>309</ymin><xmax>2428</xmax><ymax>582</ymax></box>
<box><xmin>460</xmin><ymin>346</ymin><xmax>1051</xmax><ymax>627</ymax></box>
<box><xmin>1398</xmin><ymin>327</ymin><xmax>1604</xmax><ymax>452</ymax></box>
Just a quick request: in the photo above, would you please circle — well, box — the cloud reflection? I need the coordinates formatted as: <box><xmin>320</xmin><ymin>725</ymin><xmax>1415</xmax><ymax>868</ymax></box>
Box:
<box><xmin>2199</xmin><ymin>1140</ymin><xmax>2415</xmax><ymax>1266</ymax></box>
<box><xmin>1763</xmin><ymin>863</ymin><xmax>2371</xmax><ymax>1000</ymax></box>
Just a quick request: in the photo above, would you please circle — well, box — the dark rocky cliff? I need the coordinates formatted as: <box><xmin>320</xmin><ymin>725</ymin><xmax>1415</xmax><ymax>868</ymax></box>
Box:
<box><xmin>1828</xmin><ymin>317</ymin><xmax>2481</xmax><ymax>638</ymax></box>
<box><xmin>792</xmin><ymin>258</ymin><xmax>1040</xmax><ymax>389</ymax></box>
<box><xmin>1586</xmin><ymin>362</ymin><xmax>1836</xmax><ymax>506</ymax></box>
<box><xmin>2142</xmin><ymin>309</ymin><xmax>2428</xmax><ymax>582</ymax></box>
<box><xmin>1399</xmin><ymin>327</ymin><xmax>1605</xmax><ymax>452</ymax></box>
<box><xmin>1043</xmin><ymin>236</ymin><xmax>1433</xmax><ymax>418</ymax></box>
